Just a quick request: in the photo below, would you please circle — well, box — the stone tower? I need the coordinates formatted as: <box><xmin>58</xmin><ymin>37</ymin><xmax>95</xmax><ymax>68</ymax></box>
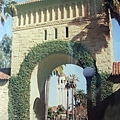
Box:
<box><xmin>11</xmin><ymin>0</ymin><xmax>113</xmax><ymax>75</ymax></box>
<box><xmin>0</xmin><ymin>0</ymin><xmax>114</xmax><ymax>119</ymax></box>
<box><xmin>57</xmin><ymin>73</ymin><xmax>67</xmax><ymax>108</ymax></box>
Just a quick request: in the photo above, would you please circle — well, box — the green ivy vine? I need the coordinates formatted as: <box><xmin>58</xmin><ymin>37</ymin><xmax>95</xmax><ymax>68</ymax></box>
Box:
<box><xmin>8</xmin><ymin>40</ymin><xmax>113</xmax><ymax>119</ymax></box>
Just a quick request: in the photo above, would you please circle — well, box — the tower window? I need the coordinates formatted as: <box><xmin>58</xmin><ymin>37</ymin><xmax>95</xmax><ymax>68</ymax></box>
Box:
<box><xmin>66</xmin><ymin>27</ymin><xmax>69</xmax><ymax>38</ymax></box>
<box><xmin>44</xmin><ymin>30</ymin><xmax>47</xmax><ymax>40</ymax></box>
<box><xmin>55</xmin><ymin>28</ymin><xmax>57</xmax><ymax>39</ymax></box>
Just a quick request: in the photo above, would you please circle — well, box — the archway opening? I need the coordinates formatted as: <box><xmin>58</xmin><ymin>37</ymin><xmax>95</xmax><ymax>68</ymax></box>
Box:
<box><xmin>9</xmin><ymin>40</ymin><xmax>98</xmax><ymax>120</ymax></box>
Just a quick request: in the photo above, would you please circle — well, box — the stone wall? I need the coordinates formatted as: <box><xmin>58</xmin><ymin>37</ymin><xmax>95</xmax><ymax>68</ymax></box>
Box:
<box><xmin>0</xmin><ymin>82</ymin><xmax>8</xmax><ymax>120</ymax></box>
<box><xmin>11</xmin><ymin>0</ymin><xmax>113</xmax><ymax>75</ymax></box>
<box><xmin>11</xmin><ymin>16</ymin><xmax>113</xmax><ymax>75</ymax></box>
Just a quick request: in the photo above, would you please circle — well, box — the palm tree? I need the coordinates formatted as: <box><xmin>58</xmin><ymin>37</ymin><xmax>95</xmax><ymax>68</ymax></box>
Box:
<box><xmin>65</xmin><ymin>74</ymin><xmax>79</xmax><ymax>120</ymax></box>
<box><xmin>102</xmin><ymin>0</ymin><xmax>120</xmax><ymax>25</ymax></box>
<box><xmin>73</xmin><ymin>89</ymin><xmax>87</xmax><ymax>119</ymax></box>
<box><xmin>0</xmin><ymin>0</ymin><xmax>17</xmax><ymax>24</ymax></box>
<box><xmin>45</xmin><ymin>65</ymin><xmax>64</xmax><ymax>120</ymax></box>
<box><xmin>65</xmin><ymin>76</ymin><xmax>71</xmax><ymax>120</ymax></box>
<box><xmin>76</xmin><ymin>89</ymin><xmax>87</xmax><ymax>108</ymax></box>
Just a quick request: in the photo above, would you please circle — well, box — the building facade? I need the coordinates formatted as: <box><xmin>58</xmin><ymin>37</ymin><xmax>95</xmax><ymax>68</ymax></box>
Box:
<box><xmin>0</xmin><ymin>0</ymin><xmax>114</xmax><ymax>119</ymax></box>
<box><xmin>11</xmin><ymin>0</ymin><xmax>113</xmax><ymax>75</ymax></box>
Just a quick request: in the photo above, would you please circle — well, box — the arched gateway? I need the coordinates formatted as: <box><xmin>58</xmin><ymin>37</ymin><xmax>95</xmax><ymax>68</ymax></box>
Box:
<box><xmin>9</xmin><ymin>40</ymin><xmax>96</xmax><ymax>119</ymax></box>
<box><xmin>8</xmin><ymin>0</ymin><xmax>114</xmax><ymax>119</ymax></box>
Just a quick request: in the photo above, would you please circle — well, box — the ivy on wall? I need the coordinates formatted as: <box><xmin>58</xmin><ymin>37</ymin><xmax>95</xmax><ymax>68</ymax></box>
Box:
<box><xmin>8</xmin><ymin>40</ymin><xmax>112</xmax><ymax>119</ymax></box>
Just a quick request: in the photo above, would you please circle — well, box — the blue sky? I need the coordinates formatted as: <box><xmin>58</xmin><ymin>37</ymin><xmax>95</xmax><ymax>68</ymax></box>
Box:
<box><xmin>112</xmin><ymin>19</ymin><xmax>120</xmax><ymax>61</ymax></box>
<box><xmin>49</xmin><ymin>65</ymin><xmax>86</xmax><ymax>106</ymax></box>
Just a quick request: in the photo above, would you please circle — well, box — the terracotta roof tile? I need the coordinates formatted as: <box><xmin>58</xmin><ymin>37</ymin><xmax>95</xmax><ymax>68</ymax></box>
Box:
<box><xmin>0</xmin><ymin>71</ymin><xmax>10</xmax><ymax>80</ymax></box>
<box><xmin>51</xmin><ymin>106</ymin><xmax>57</xmax><ymax>112</ymax></box>
<box><xmin>112</xmin><ymin>62</ymin><xmax>120</xmax><ymax>75</ymax></box>
<box><xmin>108</xmin><ymin>62</ymin><xmax>120</xmax><ymax>83</ymax></box>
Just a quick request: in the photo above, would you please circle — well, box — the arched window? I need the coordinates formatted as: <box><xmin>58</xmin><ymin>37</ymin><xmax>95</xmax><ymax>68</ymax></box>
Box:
<box><xmin>43</xmin><ymin>8</ymin><xmax>47</xmax><ymax>22</ymax></box>
<box><xmin>33</xmin><ymin>10</ymin><xmax>36</xmax><ymax>23</ymax></box>
<box><xmin>54</xmin><ymin>6</ymin><xmax>58</xmax><ymax>20</ymax></box>
<box><xmin>71</xmin><ymin>3</ymin><xmax>76</xmax><ymax>17</ymax></box>
<box><xmin>38</xmin><ymin>9</ymin><xmax>41</xmax><ymax>22</ymax></box>
<box><xmin>28</xmin><ymin>11</ymin><xmax>31</xmax><ymax>24</ymax></box>
<box><xmin>65</xmin><ymin>4</ymin><xmax>70</xmax><ymax>18</ymax></box>
<box><xmin>60</xmin><ymin>5</ymin><xmax>64</xmax><ymax>19</ymax></box>
<box><xmin>83</xmin><ymin>1</ymin><xmax>88</xmax><ymax>17</ymax></box>
<box><xmin>18</xmin><ymin>13</ymin><xmax>21</xmax><ymax>26</ymax></box>
<box><xmin>77</xmin><ymin>2</ymin><xmax>82</xmax><ymax>16</ymax></box>
<box><xmin>49</xmin><ymin>7</ymin><xmax>52</xmax><ymax>21</ymax></box>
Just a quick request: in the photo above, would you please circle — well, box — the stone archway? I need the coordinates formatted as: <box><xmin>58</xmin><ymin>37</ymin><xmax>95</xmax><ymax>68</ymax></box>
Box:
<box><xmin>8</xmin><ymin>40</ymin><xmax>96</xmax><ymax>119</ymax></box>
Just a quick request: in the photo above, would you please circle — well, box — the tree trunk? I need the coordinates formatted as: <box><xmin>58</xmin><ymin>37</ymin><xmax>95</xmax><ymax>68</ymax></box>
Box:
<box><xmin>45</xmin><ymin>75</ymin><xmax>51</xmax><ymax>120</ymax></box>
<box><xmin>66</xmin><ymin>89</ymin><xmax>69</xmax><ymax>120</ymax></box>
<box><xmin>72</xmin><ymin>88</ymin><xmax>74</xmax><ymax>120</ymax></box>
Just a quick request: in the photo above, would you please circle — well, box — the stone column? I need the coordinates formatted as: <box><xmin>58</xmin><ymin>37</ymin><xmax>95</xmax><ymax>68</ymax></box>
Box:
<box><xmin>47</xmin><ymin>9</ymin><xmax>49</xmax><ymax>22</ymax></box>
<box><xmin>36</xmin><ymin>10</ymin><xmax>39</xmax><ymax>24</ymax></box>
<box><xmin>41</xmin><ymin>9</ymin><xmax>44</xmax><ymax>23</ymax></box>
<box><xmin>52</xmin><ymin>7</ymin><xmax>55</xmax><ymax>21</ymax></box>
<box><xmin>69</xmin><ymin>5</ymin><xmax>72</xmax><ymax>18</ymax></box>
<box><xmin>26</xmin><ymin>13</ymin><xmax>28</xmax><ymax>25</ymax></box>
<box><xmin>75</xmin><ymin>3</ymin><xmax>79</xmax><ymax>17</ymax></box>
<box><xmin>58</xmin><ymin>6</ymin><xmax>61</xmax><ymax>20</ymax></box>
<box><xmin>20</xmin><ymin>14</ymin><xmax>23</xmax><ymax>26</ymax></box>
<box><xmin>31</xmin><ymin>12</ymin><xmax>33</xmax><ymax>24</ymax></box>
<box><xmin>81</xmin><ymin>2</ymin><xmax>84</xmax><ymax>17</ymax></box>
<box><xmin>64</xmin><ymin>5</ymin><xmax>67</xmax><ymax>19</ymax></box>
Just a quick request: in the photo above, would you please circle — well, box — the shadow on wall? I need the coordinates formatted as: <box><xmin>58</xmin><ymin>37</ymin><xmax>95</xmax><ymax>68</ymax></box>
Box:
<box><xmin>85</xmin><ymin>89</ymin><xmax>120</xmax><ymax>120</ymax></box>
<box><xmin>33</xmin><ymin>97</ymin><xmax>43</xmax><ymax>120</ymax></box>
<box><xmin>69</xmin><ymin>16</ymin><xmax>110</xmax><ymax>59</ymax></box>
<box><xmin>104</xmin><ymin>89</ymin><xmax>120</xmax><ymax>120</ymax></box>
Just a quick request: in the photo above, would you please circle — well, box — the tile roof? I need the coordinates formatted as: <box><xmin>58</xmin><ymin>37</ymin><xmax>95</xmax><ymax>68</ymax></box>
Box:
<box><xmin>112</xmin><ymin>62</ymin><xmax>120</xmax><ymax>75</ymax></box>
<box><xmin>108</xmin><ymin>62</ymin><xmax>120</xmax><ymax>83</ymax></box>
<box><xmin>0</xmin><ymin>71</ymin><xmax>10</xmax><ymax>80</ymax></box>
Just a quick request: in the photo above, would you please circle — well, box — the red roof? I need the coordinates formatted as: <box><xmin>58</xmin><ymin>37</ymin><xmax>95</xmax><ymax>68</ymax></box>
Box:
<box><xmin>108</xmin><ymin>62</ymin><xmax>120</xmax><ymax>83</ymax></box>
<box><xmin>112</xmin><ymin>62</ymin><xmax>120</xmax><ymax>75</ymax></box>
<box><xmin>0</xmin><ymin>71</ymin><xmax>10</xmax><ymax>80</ymax></box>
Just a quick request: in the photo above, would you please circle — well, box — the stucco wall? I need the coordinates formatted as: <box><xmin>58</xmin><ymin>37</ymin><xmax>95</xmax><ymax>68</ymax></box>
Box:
<box><xmin>0</xmin><ymin>82</ymin><xmax>8</xmax><ymax>120</ymax></box>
